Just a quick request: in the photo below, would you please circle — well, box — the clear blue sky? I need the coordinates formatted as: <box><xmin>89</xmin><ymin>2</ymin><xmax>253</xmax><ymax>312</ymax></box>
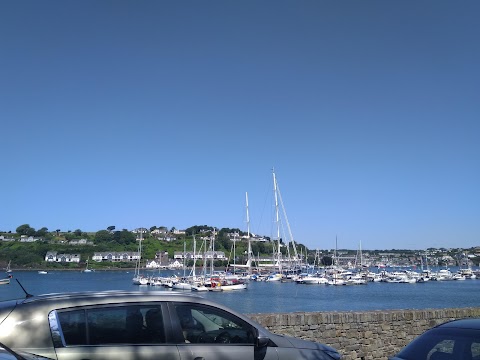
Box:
<box><xmin>1</xmin><ymin>1</ymin><xmax>479</xmax><ymax>251</ymax></box>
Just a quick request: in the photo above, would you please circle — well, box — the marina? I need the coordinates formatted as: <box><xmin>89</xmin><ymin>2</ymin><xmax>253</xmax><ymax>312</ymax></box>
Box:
<box><xmin>1</xmin><ymin>267</ymin><xmax>479</xmax><ymax>314</ymax></box>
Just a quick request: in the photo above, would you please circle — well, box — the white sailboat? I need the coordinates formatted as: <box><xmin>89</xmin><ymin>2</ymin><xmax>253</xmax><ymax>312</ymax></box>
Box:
<box><xmin>191</xmin><ymin>234</ymin><xmax>210</xmax><ymax>291</ymax></box>
<box><xmin>5</xmin><ymin>260</ymin><xmax>12</xmax><ymax>273</ymax></box>
<box><xmin>173</xmin><ymin>240</ymin><xmax>193</xmax><ymax>290</ymax></box>
<box><xmin>83</xmin><ymin>257</ymin><xmax>93</xmax><ymax>273</ymax></box>
<box><xmin>234</xmin><ymin>192</ymin><xmax>255</xmax><ymax>278</ymax></box>
<box><xmin>132</xmin><ymin>230</ymin><xmax>148</xmax><ymax>285</ymax></box>
<box><xmin>258</xmin><ymin>169</ymin><xmax>300</xmax><ymax>276</ymax></box>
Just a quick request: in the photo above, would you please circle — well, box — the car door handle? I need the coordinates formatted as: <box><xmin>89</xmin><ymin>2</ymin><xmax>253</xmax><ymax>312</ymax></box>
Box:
<box><xmin>194</xmin><ymin>358</ymin><xmax>205</xmax><ymax>360</ymax></box>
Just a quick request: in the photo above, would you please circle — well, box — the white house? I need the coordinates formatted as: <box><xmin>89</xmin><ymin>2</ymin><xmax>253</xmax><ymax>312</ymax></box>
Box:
<box><xmin>168</xmin><ymin>260</ymin><xmax>183</xmax><ymax>269</ymax></box>
<box><xmin>92</xmin><ymin>252</ymin><xmax>140</xmax><ymax>262</ymax></box>
<box><xmin>44</xmin><ymin>251</ymin><xmax>80</xmax><ymax>263</ymax></box>
<box><xmin>20</xmin><ymin>235</ymin><xmax>40</xmax><ymax>242</ymax></box>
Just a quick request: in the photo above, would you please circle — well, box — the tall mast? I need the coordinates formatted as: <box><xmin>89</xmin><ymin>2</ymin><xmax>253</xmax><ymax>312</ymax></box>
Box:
<box><xmin>246</xmin><ymin>192</ymin><xmax>252</xmax><ymax>274</ymax></box>
<box><xmin>210</xmin><ymin>227</ymin><xmax>216</xmax><ymax>275</ymax></box>
<box><xmin>192</xmin><ymin>233</ymin><xmax>196</xmax><ymax>278</ymax></box>
<box><xmin>273</xmin><ymin>169</ymin><xmax>282</xmax><ymax>272</ymax></box>
<box><xmin>233</xmin><ymin>232</ymin><xmax>237</xmax><ymax>274</ymax></box>
<box><xmin>360</xmin><ymin>240</ymin><xmax>363</xmax><ymax>268</ymax></box>
<box><xmin>334</xmin><ymin>235</ymin><xmax>337</xmax><ymax>268</ymax></box>
<box><xmin>276</xmin><ymin>180</ymin><xmax>299</xmax><ymax>263</ymax></box>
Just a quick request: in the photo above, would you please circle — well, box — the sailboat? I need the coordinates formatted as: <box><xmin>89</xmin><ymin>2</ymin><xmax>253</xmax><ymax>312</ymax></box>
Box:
<box><xmin>257</xmin><ymin>169</ymin><xmax>300</xmax><ymax>278</ymax></box>
<box><xmin>132</xmin><ymin>230</ymin><xmax>148</xmax><ymax>285</ymax></box>
<box><xmin>0</xmin><ymin>274</ymin><xmax>12</xmax><ymax>285</ymax></box>
<box><xmin>5</xmin><ymin>260</ymin><xmax>12</xmax><ymax>273</ymax></box>
<box><xmin>191</xmin><ymin>234</ymin><xmax>210</xmax><ymax>292</ymax></box>
<box><xmin>83</xmin><ymin>258</ymin><xmax>93</xmax><ymax>273</ymax></box>
<box><xmin>172</xmin><ymin>240</ymin><xmax>193</xmax><ymax>290</ymax></box>
<box><xmin>234</xmin><ymin>192</ymin><xmax>255</xmax><ymax>276</ymax></box>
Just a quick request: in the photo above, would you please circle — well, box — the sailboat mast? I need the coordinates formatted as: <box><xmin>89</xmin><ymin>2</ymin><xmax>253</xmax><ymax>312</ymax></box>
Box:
<box><xmin>210</xmin><ymin>227</ymin><xmax>216</xmax><ymax>275</ymax></box>
<box><xmin>183</xmin><ymin>240</ymin><xmax>186</xmax><ymax>277</ymax></box>
<box><xmin>233</xmin><ymin>232</ymin><xmax>236</xmax><ymax>274</ymax></box>
<box><xmin>192</xmin><ymin>234</ymin><xmax>196</xmax><ymax>278</ymax></box>
<box><xmin>272</xmin><ymin>169</ymin><xmax>282</xmax><ymax>273</ymax></box>
<box><xmin>246</xmin><ymin>191</ymin><xmax>252</xmax><ymax>274</ymax></box>
<box><xmin>360</xmin><ymin>240</ymin><xmax>363</xmax><ymax>268</ymax></box>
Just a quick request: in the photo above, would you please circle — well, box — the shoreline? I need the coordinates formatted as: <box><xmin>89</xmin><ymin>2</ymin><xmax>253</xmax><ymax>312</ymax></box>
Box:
<box><xmin>8</xmin><ymin>267</ymin><xmax>137</xmax><ymax>272</ymax></box>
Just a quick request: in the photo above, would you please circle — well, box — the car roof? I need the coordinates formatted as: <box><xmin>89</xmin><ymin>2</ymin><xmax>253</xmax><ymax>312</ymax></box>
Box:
<box><xmin>436</xmin><ymin>318</ymin><xmax>480</xmax><ymax>330</ymax></box>
<box><xmin>20</xmin><ymin>290</ymin><xmax>203</xmax><ymax>304</ymax></box>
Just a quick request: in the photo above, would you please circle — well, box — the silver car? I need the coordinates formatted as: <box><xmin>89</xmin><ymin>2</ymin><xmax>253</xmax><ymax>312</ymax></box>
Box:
<box><xmin>0</xmin><ymin>290</ymin><xmax>341</xmax><ymax>360</ymax></box>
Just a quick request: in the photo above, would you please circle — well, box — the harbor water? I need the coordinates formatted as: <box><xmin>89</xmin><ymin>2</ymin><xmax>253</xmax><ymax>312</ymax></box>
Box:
<box><xmin>1</xmin><ymin>268</ymin><xmax>479</xmax><ymax>314</ymax></box>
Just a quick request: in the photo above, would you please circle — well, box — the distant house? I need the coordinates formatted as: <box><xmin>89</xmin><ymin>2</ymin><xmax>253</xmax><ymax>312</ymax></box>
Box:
<box><xmin>0</xmin><ymin>236</ymin><xmax>15</xmax><ymax>242</ymax></box>
<box><xmin>131</xmin><ymin>228</ymin><xmax>148</xmax><ymax>235</ymax></box>
<box><xmin>20</xmin><ymin>235</ymin><xmax>40</xmax><ymax>242</ymax></box>
<box><xmin>168</xmin><ymin>259</ymin><xmax>183</xmax><ymax>269</ymax></box>
<box><xmin>44</xmin><ymin>251</ymin><xmax>80</xmax><ymax>263</ymax></box>
<box><xmin>45</xmin><ymin>251</ymin><xmax>57</xmax><ymax>262</ymax></box>
<box><xmin>68</xmin><ymin>239</ymin><xmax>92</xmax><ymax>245</ymax></box>
<box><xmin>173</xmin><ymin>251</ymin><xmax>203</xmax><ymax>260</ymax></box>
<box><xmin>151</xmin><ymin>228</ymin><xmax>168</xmax><ymax>235</ymax></box>
<box><xmin>92</xmin><ymin>252</ymin><xmax>140</xmax><ymax>262</ymax></box>
<box><xmin>155</xmin><ymin>251</ymin><xmax>170</xmax><ymax>266</ymax></box>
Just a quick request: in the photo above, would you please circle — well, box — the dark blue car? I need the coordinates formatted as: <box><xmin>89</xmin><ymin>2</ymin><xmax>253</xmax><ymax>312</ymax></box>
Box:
<box><xmin>390</xmin><ymin>318</ymin><xmax>480</xmax><ymax>360</ymax></box>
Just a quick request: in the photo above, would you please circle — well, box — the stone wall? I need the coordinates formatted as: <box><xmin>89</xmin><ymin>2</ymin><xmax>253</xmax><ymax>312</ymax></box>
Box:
<box><xmin>249</xmin><ymin>308</ymin><xmax>480</xmax><ymax>360</ymax></box>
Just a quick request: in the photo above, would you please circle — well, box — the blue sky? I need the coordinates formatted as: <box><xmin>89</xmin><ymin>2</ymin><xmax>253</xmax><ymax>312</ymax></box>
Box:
<box><xmin>1</xmin><ymin>1</ymin><xmax>479</xmax><ymax>251</ymax></box>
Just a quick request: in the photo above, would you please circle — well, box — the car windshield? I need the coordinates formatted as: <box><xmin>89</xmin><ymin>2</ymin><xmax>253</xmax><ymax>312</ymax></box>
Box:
<box><xmin>396</xmin><ymin>328</ymin><xmax>480</xmax><ymax>360</ymax></box>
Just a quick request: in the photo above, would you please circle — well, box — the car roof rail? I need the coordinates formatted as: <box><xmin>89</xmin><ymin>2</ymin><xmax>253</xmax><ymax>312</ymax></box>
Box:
<box><xmin>22</xmin><ymin>290</ymin><xmax>202</xmax><ymax>303</ymax></box>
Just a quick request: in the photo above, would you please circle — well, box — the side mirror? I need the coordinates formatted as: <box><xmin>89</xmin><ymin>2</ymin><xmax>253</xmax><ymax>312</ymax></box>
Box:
<box><xmin>256</xmin><ymin>335</ymin><xmax>270</xmax><ymax>348</ymax></box>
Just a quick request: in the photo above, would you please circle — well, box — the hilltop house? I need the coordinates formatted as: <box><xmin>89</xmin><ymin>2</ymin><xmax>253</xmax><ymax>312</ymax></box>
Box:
<box><xmin>174</xmin><ymin>251</ymin><xmax>226</xmax><ymax>260</ymax></box>
<box><xmin>92</xmin><ymin>251</ymin><xmax>140</xmax><ymax>262</ymax></box>
<box><xmin>20</xmin><ymin>235</ymin><xmax>41</xmax><ymax>242</ymax></box>
<box><xmin>44</xmin><ymin>251</ymin><xmax>80</xmax><ymax>263</ymax></box>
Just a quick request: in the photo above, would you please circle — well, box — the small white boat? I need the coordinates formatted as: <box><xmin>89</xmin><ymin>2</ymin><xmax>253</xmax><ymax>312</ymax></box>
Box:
<box><xmin>38</xmin><ymin>271</ymin><xmax>48</xmax><ymax>275</ymax></box>
<box><xmin>132</xmin><ymin>276</ymin><xmax>148</xmax><ymax>285</ymax></box>
<box><xmin>0</xmin><ymin>275</ymin><xmax>12</xmax><ymax>285</ymax></box>
<box><xmin>191</xmin><ymin>284</ymin><xmax>209</xmax><ymax>292</ymax></box>
<box><xmin>172</xmin><ymin>282</ymin><xmax>193</xmax><ymax>291</ymax></box>
<box><xmin>300</xmin><ymin>276</ymin><xmax>329</xmax><ymax>285</ymax></box>
<box><xmin>219</xmin><ymin>283</ymin><xmax>248</xmax><ymax>291</ymax></box>
<box><xmin>265</xmin><ymin>273</ymin><xmax>282</xmax><ymax>282</ymax></box>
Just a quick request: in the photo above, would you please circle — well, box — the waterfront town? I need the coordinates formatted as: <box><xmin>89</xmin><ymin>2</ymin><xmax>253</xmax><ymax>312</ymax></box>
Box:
<box><xmin>1</xmin><ymin>224</ymin><xmax>478</xmax><ymax>271</ymax></box>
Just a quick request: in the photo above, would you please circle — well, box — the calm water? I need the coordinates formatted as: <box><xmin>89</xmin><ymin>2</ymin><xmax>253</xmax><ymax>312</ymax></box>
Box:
<box><xmin>2</xmin><ymin>269</ymin><xmax>479</xmax><ymax>314</ymax></box>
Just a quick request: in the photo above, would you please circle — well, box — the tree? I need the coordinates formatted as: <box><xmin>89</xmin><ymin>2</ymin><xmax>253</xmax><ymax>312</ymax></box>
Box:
<box><xmin>150</xmin><ymin>226</ymin><xmax>157</xmax><ymax>232</ymax></box>
<box><xmin>74</xmin><ymin>229</ymin><xmax>82</xmax><ymax>237</ymax></box>
<box><xmin>321</xmin><ymin>256</ymin><xmax>333</xmax><ymax>266</ymax></box>
<box><xmin>95</xmin><ymin>230</ymin><xmax>113</xmax><ymax>243</ymax></box>
<box><xmin>16</xmin><ymin>224</ymin><xmax>35</xmax><ymax>236</ymax></box>
<box><xmin>35</xmin><ymin>227</ymin><xmax>49</xmax><ymax>237</ymax></box>
<box><xmin>112</xmin><ymin>230</ymin><xmax>136</xmax><ymax>245</ymax></box>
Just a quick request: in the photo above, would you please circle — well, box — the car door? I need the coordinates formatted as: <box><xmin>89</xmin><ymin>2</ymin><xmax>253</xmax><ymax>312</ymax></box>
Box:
<box><xmin>170</xmin><ymin>302</ymin><xmax>278</xmax><ymax>360</ymax></box>
<box><xmin>49</xmin><ymin>303</ymin><xmax>180</xmax><ymax>360</ymax></box>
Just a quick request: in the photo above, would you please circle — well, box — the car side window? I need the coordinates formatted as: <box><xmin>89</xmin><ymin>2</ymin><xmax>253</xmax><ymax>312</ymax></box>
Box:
<box><xmin>174</xmin><ymin>304</ymin><xmax>255</xmax><ymax>345</ymax></box>
<box><xmin>56</xmin><ymin>310</ymin><xmax>87</xmax><ymax>346</ymax></box>
<box><xmin>427</xmin><ymin>340</ymin><xmax>454</xmax><ymax>360</ymax></box>
<box><xmin>472</xmin><ymin>342</ymin><xmax>480</xmax><ymax>360</ymax></box>
<box><xmin>52</xmin><ymin>305</ymin><xmax>166</xmax><ymax>346</ymax></box>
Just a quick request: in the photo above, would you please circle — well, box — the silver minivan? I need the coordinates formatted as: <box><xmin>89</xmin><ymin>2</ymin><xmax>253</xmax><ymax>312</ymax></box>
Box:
<box><xmin>0</xmin><ymin>290</ymin><xmax>341</xmax><ymax>360</ymax></box>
